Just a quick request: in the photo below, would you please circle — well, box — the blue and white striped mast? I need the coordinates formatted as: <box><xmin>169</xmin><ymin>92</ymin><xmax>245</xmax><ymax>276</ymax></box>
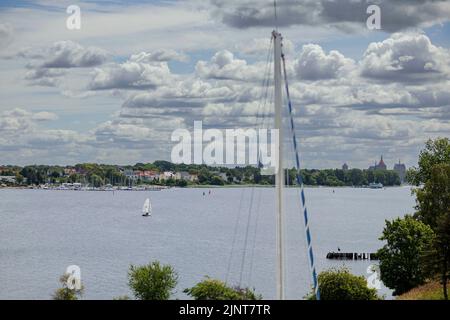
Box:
<box><xmin>281</xmin><ymin>45</ymin><xmax>321</xmax><ymax>301</ymax></box>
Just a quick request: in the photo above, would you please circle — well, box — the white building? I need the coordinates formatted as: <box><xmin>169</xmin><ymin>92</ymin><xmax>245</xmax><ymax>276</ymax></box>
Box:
<box><xmin>0</xmin><ymin>176</ymin><xmax>16</xmax><ymax>183</ymax></box>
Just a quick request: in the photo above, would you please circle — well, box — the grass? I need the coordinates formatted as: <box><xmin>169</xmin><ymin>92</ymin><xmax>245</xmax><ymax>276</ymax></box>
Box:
<box><xmin>397</xmin><ymin>281</ymin><xmax>447</xmax><ymax>300</ymax></box>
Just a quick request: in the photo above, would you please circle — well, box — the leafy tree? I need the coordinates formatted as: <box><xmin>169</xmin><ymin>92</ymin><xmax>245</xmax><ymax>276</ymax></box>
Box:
<box><xmin>306</xmin><ymin>268</ymin><xmax>379</xmax><ymax>300</ymax></box>
<box><xmin>89</xmin><ymin>174</ymin><xmax>104</xmax><ymax>187</ymax></box>
<box><xmin>414</xmin><ymin>163</ymin><xmax>450</xmax><ymax>229</ymax></box>
<box><xmin>176</xmin><ymin>179</ymin><xmax>188</xmax><ymax>187</ymax></box>
<box><xmin>52</xmin><ymin>273</ymin><xmax>84</xmax><ymax>300</ymax></box>
<box><xmin>68</xmin><ymin>173</ymin><xmax>81</xmax><ymax>183</ymax></box>
<box><xmin>415</xmin><ymin>163</ymin><xmax>450</xmax><ymax>300</ymax></box>
<box><xmin>407</xmin><ymin>137</ymin><xmax>450</xmax><ymax>186</ymax></box>
<box><xmin>128</xmin><ymin>261</ymin><xmax>178</xmax><ymax>300</ymax></box>
<box><xmin>422</xmin><ymin>213</ymin><xmax>450</xmax><ymax>300</ymax></box>
<box><xmin>350</xmin><ymin>169</ymin><xmax>365</xmax><ymax>186</ymax></box>
<box><xmin>153</xmin><ymin>160</ymin><xmax>175</xmax><ymax>172</ymax></box>
<box><xmin>377</xmin><ymin>215</ymin><xmax>434</xmax><ymax>295</ymax></box>
<box><xmin>15</xmin><ymin>173</ymin><xmax>24</xmax><ymax>184</ymax></box>
<box><xmin>210</xmin><ymin>176</ymin><xmax>225</xmax><ymax>186</ymax></box>
<box><xmin>406</xmin><ymin>139</ymin><xmax>450</xmax><ymax>300</ymax></box>
<box><xmin>184</xmin><ymin>278</ymin><xmax>261</xmax><ymax>300</ymax></box>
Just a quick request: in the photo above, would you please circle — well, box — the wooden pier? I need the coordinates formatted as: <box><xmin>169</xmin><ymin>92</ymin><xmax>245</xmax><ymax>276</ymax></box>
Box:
<box><xmin>326</xmin><ymin>252</ymin><xmax>379</xmax><ymax>260</ymax></box>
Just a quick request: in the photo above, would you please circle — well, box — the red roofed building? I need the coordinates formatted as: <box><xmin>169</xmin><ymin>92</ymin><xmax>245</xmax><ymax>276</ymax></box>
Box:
<box><xmin>369</xmin><ymin>155</ymin><xmax>387</xmax><ymax>170</ymax></box>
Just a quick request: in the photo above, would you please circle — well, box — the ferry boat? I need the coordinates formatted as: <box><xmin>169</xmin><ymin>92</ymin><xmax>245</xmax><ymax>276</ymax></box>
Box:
<box><xmin>369</xmin><ymin>182</ymin><xmax>383</xmax><ymax>189</ymax></box>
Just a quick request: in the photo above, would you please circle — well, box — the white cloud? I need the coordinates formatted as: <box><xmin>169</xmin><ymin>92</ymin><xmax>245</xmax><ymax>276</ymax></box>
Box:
<box><xmin>211</xmin><ymin>0</ymin><xmax>450</xmax><ymax>32</ymax></box>
<box><xmin>195</xmin><ymin>50</ymin><xmax>265</xmax><ymax>81</ymax></box>
<box><xmin>88</xmin><ymin>58</ymin><xmax>173</xmax><ymax>91</ymax></box>
<box><xmin>360</xmin><ymin>33</ymin><xmax>450</xmax><ymax>82</ymax></box>
<box><xmin>130</xmin><ymin>50</ymin><xmax>189</xmax><ymax>63</ymax></box>
<box><xmin>295</xmin><ymin>44</ymin><xmax>355</xmax><ymax>80</ymax></box>
<box><xmin>0</xmin><ymin>0</ymin><xmax>449</xmax><ymax>168</ymax></box>
<box><xmin>0</xmin><ymin>108</ymin><xmax>86</xmax><ymax>158</ymax></box>
<box><xmin>17</xmin><ymin>41</ymin><xmax>108</xmax><ymax>87</ymax></box>
<box><xmin>22</xmin><ymin>41</ymin><xmax>108</xmax><ymax>69</ymax></box>
<box><xmin>0</xmin><ymin>108</ymin><xmax>33</xmax><ymax>133</ymax></box>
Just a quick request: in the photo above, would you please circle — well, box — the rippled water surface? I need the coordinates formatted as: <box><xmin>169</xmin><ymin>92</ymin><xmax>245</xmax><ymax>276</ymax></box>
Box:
<box><xmin>0</xmin><ymin>187</ymin><xmax>415</xmax><ymax>299</ymax></box>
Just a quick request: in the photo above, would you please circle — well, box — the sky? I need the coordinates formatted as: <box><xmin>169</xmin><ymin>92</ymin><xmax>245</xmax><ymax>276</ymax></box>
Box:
<box><xmin>0</xmin><ymin>0</ymin><xmax>449</xmax><ymax>169</ymax></box>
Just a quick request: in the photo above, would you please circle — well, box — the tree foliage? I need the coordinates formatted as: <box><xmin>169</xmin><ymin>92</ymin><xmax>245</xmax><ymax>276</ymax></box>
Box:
<box><xmin>4</xmin><ymin>161</ymin><xmax>401</xmax><ymax>187</ymax></box>
<box><xmin>52</xmin><ymin>273</ymin><xmax>84</xmax><ymax>300</ymax></box>
<box><xmin>306</xmin><ymin>268</ymin><xmax>379</xmax><ymax>300</ymax></box>
<box><xmin>183</xmin><ymin>278</ymin><xmax>261</xmax><ymax>300</ymax></box>
<box><xmin>377</xmin><ymin>215</ymin><xmax>434</xmax><ymax>295</ymax></box>
<box><xmin>127</xmin><ymin>261</ymin><xmax>178</xmax><ymax>300</ymax></box>
<box><xmin>414</xmin><ymin>162</ymin><xmax>450</xmax><ymax>300</ymax></box>
<box><xmin>407</xmin><ymin>137</ymin><xmax>450</xmax><ymax>186</ymax></box>
<box><xmin>414</xmin><ymin>163</ymin><xmax>450</xmax><ymax>229</ymax></box>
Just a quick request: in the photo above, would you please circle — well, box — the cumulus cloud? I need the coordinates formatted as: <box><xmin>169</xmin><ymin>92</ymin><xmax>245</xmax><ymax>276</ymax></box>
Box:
<box><xmin>360</xmin><ymin>33</ymin><xmax>450</xmax><ymax>82</ymax></box>
<box><xmin>24</xmin><ymin>68</ymin><xmax>66</xmax><ymax>87</ymax></box>
<box><xmin>0</xmin><ymin>108</ymin><xmax>85</xmax><ymax>154</ymax></box>
<box><xmin>92</xmin><ymin>117</ymin><xmax>185</xmax><ymax>158</ymax></box>
<box><xmin>20</xmin><ymin>41</ymin><xmax>108</xmax><ymax>69</ymax></box>
<box><xmin>196</xmin><ymin>50</ymin><xmax>264</xmax><ymax>81</ymax></box>
<box><xmin>18</xmin><ymin>41</ymin><xmax>108</xmax><ymax>87</ymax></box>
<box><xmin>0</xmin><ymin>108</ymin><xmax>34</xmax><ymax>133</ymax></box>
<box><xmin>130</xmin><ymin>49</ymin><xmax>189</xmax><ymax>63</ymax></box>
<box><xmin>87</xmin><ymin>49</ymin><xmax>189</xmax><ymax>91</ymax></box>
<box><xmin>210</xmin><ymin>0</ymin><xmax>450</xmax><ymax>32</ymax></box>
<box><xmin>295</xmin><ymin>44</ymin><xmax>355</xmax><ymax>80</ymax></box>
<box><xmin>1</xmin><ymin>6</ymin><xmax>449</xmax><ymax>168</ymax></box>
<box><xmin>118</xmin><ymin>78</ymin><xmax>235</xmax><ymax>121</ymax></box>
<box><xmin>88</xmin><ymin>57</ymin><xmax>173</xmax><ymax>91</ymax></box>
<box><xmin>99</xmin><ymin>35</ymin><xmax>449</xmax><ymax>168</ymax></box>
<box><xmin>94</xmin><ymin>119</ymin><xmax>155</xmax><ymax>144</ymax></box>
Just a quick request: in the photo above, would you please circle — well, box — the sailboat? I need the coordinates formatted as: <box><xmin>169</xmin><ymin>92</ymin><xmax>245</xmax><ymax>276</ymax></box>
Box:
<box><xmin>142</xmin><ymin>198</ymin><xmax>151</xmax><ymax>217</ymax></box>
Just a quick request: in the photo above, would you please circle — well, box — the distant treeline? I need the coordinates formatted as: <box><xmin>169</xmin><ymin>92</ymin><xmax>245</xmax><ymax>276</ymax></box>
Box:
<box><xmin>0</xmin><ymin>160</ymin><xmax>401</xmax><ymax>187</ymax></box>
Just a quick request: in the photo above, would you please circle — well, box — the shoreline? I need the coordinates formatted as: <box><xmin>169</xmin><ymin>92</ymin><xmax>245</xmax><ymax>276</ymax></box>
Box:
<box><xmin>0</xmin><ymin>184</ymin><xmax>411</xmax><ymax>191</ymax></box>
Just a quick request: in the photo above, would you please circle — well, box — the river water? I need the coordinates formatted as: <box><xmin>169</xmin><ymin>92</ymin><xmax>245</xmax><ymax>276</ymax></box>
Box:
<box><xmin>0</xmin><ymin>186</ymin><xmax>415</xmax><ymax>299</ymax></box>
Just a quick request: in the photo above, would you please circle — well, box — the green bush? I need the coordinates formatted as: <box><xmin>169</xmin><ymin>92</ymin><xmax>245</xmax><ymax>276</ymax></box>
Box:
<box><xmin>128</xmin><ymin>261</ymin><xmax>178</xmax><ymax>300</ymax></box>
<box><xmin>52</xmin><ymin>273</ymin><xmax>84</xmax><ymax>300</ymax></box>
<box><xmin>184</xmin><ymin>277</ymin><xmax>261</xmax><ymax>300</ymax></box>
<box><xmin>306</xmin><ymin>268</ymin><xmax>379</xmax><ymax>300</ymax></box>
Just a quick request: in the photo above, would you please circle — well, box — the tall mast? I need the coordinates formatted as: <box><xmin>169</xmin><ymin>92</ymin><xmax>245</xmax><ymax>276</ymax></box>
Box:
<box><xmin>273</xmin><ymin>30</ymin><xmax>285</xmax><ymax>300</ymax></box>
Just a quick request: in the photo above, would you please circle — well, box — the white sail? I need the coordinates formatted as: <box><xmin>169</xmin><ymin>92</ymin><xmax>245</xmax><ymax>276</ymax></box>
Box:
<box><xmin>142</xmin><ymin>198</ymin><xmax>151</xmax><ymax>215</ymax></box>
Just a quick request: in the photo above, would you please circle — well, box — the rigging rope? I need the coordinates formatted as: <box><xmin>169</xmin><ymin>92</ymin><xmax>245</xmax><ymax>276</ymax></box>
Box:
<box><xmin>239</xmin><ymin>44</ymin><xmax>273</xmax><ymax>286</ymax></box>
<box><xmin>244</xmin><ymin>37</ymin><xmax>274</xmax><ymax>287</ymax></box>
<box><xmin>248</xmin><ymin>183</ymin><xmax>262</xmax><ymax>285</ymax></box>
<box><xmin>281</xmin><ymin>53</ymin><xmax>321</xmax><ymax>300</ymax></box>
<box><xmin>238</xmin><ymin>186</ymin><xmax>255</xmax><ymax>287</ymax></box>
<box><xmin>225</xmin><ymin>187</ymin><xmax>246</xmax><ymax>284</ymax></box>
<box><xmin>226</xmin><ymin>38</ymin><xmax>273</xmax><ymax>286</ymax></box>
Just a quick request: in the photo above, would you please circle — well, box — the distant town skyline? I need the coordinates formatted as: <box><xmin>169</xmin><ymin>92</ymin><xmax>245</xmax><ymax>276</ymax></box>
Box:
<box><xmin>1</xmin><ymin>1</ymin><xmax>449</xmax><ymax>168</ymax></box>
